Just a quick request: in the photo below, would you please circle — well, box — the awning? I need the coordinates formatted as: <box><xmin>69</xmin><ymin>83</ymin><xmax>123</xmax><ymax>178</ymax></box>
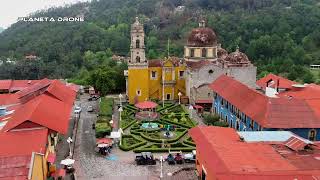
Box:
<box><xmin>195</xmin><ymin>99</ymin><xmax>212</xmax><ymax>104</ymax></box>
<box><xmin>47</xmin><ymin>152</ymin><xmax>56</xmax><ymax>163</ymax></box>
<box><xmin>193</xmin><ymin>105</ymin><xmax>203</xmax><ymax>109</ymax></box>
<box><xmin>96</xmin><ymin>138</ymin><xmax>113</xmax><ymax>145</ymax></box>
<box><xmin>108</xmin><ymin>131</ymin><xmax>121</xmax><ymax>139</ymax></box>
<box><xmin>60</xmin><ymin>158</ymin><xmax>75</xmax><ymax>165</ymax></box>
<box><xmin>135</xmin><ymin>101</ymin><xmax>158</xmax><ymax>109</ymax></box>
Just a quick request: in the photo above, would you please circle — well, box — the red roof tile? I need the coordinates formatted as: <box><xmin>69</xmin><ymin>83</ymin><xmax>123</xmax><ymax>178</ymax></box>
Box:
<box><xmin>189</xmin><ymin>126</ymin><xmax>320</xmax><ymax>178</ymax></box>
<box><xmin>0</xmin><ymin>94</ymin><xmax>19</xmax><ymax>105</ymax></box>
<box><xmin>284</xmin><ymin>136</ymin><xmax>308</xmax><ymax>151</ymax></box>
<box><xmin>17</xmin><ymin>78</ymin><xmax>51</xmax><ymax>98</ymax></box>
<box><xmin>0</xmin><ymin>128</ymin><xmax>48</xmax><ymax>157</ymax></box>
<box><xmin>45</xmin><ymin>80</ymin><xmax>76</xmax><ymax>105</ymax></box>
<box><xmin>210</xmin><ymin>75</ymin><xmax>320</xmax><ymax>128</ymax></box>
<box><xmin>3</xmin><ymin>94</ymin><xmax>72</xmax><ymax>134</ymax></box>
<box><xmin>9</xmin><ymin>80</ymin><xmax>41</xmax><ymax>92</ymax></box>
<box><xmin>0</xmin><ymin>80</ymin><xmax>12</xmax><ymax>91</ymax></box>
<box><xmin>0</xmin><ymin>155</ymin><xmax>31</xmax><ymax>180</ymax></box>
<box><xmin>256</xmin><ymin>73</ymin><xmax>296</xmax><ymax>90</ymax></box>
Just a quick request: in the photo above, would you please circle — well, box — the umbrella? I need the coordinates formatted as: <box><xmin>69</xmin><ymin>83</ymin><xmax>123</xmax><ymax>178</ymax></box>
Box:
<box><xmin>97</xmin><ymin>143</ymin><xmax>109</xmax><ymax>148</ymax></box>
<box><xmin>60</xmin><ymin>158</ymin><xmax>75</xmax><ymax>166</ymax></box>
<box><xmin>96</xmin><ymin>138</ymin><xmax>113</xmax><ymax>145</ymax></box>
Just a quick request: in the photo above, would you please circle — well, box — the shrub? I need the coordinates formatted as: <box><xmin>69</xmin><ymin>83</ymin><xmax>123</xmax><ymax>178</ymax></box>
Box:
<box><xmin>213</xmin><ymin>121</ymin><xmax>229</xmax><ymax>127</ymax></box>
<box><xmin>95</xmin><ymin>122</ymin><xmax>111</xmax><ymax>138</ymax></box>
<box><xmin>133</xmin><ymin>147</ymin><xmax>195</xmax><ymax>153</ymax></box>
<box><xmin>203</xmin><ymin>114</ymin><xmax>220</xmax><ymax>125</ymax></box>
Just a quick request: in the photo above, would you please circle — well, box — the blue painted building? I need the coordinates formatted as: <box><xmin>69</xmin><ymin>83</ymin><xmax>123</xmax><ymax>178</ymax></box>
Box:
<box><xmin>209</xmin><ymin>75</ymin><xmax>320</xmax><ymax>141</ymax></box>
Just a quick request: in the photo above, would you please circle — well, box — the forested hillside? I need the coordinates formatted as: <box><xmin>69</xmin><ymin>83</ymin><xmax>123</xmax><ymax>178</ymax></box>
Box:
<box><xmin>0</xmin><ymin>0</ymin><xmax>320</xmax><ymax>93</ymax></box>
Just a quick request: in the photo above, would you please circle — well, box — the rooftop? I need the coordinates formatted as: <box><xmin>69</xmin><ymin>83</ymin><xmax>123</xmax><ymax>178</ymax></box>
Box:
<box><xmin>209</xmin><ymin>75</ymin><xmax>320</xmax><ymax>128</ymax></box>
<box><xmin>189</xmin><ymin>126</ymin><xmax>320</xmax><ymax>178</ymax></box>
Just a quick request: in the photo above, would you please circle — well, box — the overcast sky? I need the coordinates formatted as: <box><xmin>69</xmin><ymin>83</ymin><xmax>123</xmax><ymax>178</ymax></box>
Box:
<box><xmin>0</xmin><ymin>0</ymin><xmax>89</xmax><ymax>28</ymax></box>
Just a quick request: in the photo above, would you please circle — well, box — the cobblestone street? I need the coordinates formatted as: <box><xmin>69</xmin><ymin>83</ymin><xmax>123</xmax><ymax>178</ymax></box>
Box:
<box><xmin>73</xmin><ymin>94</ymin><xmax>197</xmax><ymax>180</ymax></box>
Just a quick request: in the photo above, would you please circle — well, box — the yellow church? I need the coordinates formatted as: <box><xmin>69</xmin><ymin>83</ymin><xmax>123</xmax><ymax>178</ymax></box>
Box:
<box><xmin>124</xmin><ymin>17</ymin><xmax>186</xmax><ymax>104</ymax></box>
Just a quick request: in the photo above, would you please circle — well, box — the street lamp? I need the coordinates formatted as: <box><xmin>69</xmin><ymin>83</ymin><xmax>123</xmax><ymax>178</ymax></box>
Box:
<box><xmin>67</xmin><ymin>137</ymin><xmax>73</xmax><ymax>157</ymax></box>
<box><xmin>160</xmin><ymin>156</ymin><xmax>164</xmax><ymax>178</ymax></box>
<box><xmin>189</xmin><ymin>105</ymin><xmax>194</xmax><ymax>119</ymax></box>
<box><xmin>178</xmin><ymin>92</ymin><xmax>182</xmax><ymax>105</ymax></box>
<box><xmin>119</xmin><ymin>93</ymin><xmax>123</xmax><ymax>107</ymax></box>
<box><xmin>118</xmin><ymin>106</ymin><xmax>123</xmax><ymax>122</ymax></box>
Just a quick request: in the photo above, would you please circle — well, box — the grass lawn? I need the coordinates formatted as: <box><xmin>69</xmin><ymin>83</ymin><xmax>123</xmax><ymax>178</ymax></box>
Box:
<box><xmin>99</xmin><ymin>97</ymin><xmax>113</xmax><ymax>118</ymax></box>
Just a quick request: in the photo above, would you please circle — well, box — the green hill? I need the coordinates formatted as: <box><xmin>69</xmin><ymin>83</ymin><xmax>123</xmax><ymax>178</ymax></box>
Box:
<box><xmin>0</xmin><ymin>0</ymin><xmax>320</xmax><ymax>84</ymax></box>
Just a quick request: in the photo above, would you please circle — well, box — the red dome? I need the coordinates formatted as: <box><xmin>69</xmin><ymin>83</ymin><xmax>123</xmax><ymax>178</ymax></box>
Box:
<box><xmin>187</xmin><ymin>27</ymin><xmax>217</xmax><ymax>47</ymax></box>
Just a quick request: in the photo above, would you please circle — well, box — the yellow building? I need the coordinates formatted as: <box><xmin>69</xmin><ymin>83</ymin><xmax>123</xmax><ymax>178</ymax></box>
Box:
<box><xmin>125</xmin><ymin>17</ymin><xmax>186</xmax><ymax>104</ymax></box>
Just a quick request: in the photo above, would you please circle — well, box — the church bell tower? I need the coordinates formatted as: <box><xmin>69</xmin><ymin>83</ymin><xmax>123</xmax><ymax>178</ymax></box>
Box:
<box><xmin>130</xmin><ymin>17</ymin><xmax>146</xmax><ymax>66</ymax></box>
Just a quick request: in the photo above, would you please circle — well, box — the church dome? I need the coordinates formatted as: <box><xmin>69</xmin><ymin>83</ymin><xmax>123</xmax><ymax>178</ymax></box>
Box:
<box><xmin>187</xmin><ymin>20</ymin><xmax>217</xmax><ymax>47</ymax></box>
<box><xmin>226</xmin><ymin>48</ymin><xmax>250</xmax><ymax>64</ymax></box>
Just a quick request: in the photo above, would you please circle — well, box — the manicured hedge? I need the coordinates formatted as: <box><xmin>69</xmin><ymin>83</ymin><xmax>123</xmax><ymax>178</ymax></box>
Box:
<box><xmin>95</xmin><ymin>122</ymin><xmax>111</xmax><ymax>138</ymax></box>
<box><xmin>139</xmin><ymin>128</ymin><xmax>188</xmax><ymax>143</ymax></box>
<box><xmin>121</xmin><ymin>119</ymin><xmax>137</xmax><ymax>130</ymax></box>
<box><xmin>119</xmin><ymin>135</ymin><xmax>147</xmax><ymax>151</ymax></box>
<box><xmin>133</xmin><ymin>147</ymin><xmax>195</xmax><ymax>153</ymax></box>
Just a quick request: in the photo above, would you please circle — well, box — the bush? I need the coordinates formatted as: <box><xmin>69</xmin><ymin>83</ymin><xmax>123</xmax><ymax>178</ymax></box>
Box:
<box><xmin>213</xmin><ymin>121</ymin><xmax>229</xmax><ymax>127</ymax></box>
<box><xmin>119</xmin><ymin>135</ymin><xmax>147</xmax><ymax>151</ymax></box>
<box><xmin>203</xmin><ymin>114</ymin><xmax>220</xmax><ymax>125</ymax></box>
<box><xmin>95</xmin><ymin>122</ymin><xmax>111</xmax><ymax>138</ymax></box>
<box><xmin>133</xmin><ymin>147</ymin><xmax>195</xmax><ymax>153</ymax></box>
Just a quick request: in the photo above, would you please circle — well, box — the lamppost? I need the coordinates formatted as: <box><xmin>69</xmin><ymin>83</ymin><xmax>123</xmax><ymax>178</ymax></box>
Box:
<box><xmin>189</xmin><ymin>105</ymin><xmax>194</xmax><ymax>119</ymax></box>
<box><xmin>119</xmin><ymin>93</ymin><xmax>123</xmax><ymax>107</ymax></box>
<box><xmin>118</xmin><ymin>106</ymin><xmax>123</xmax><ymax>122</ymax></box>
<box><xmin>178</xmin><ymin>92</ymin><xmax>182</xmax><ymax>105</ymax></box>
<box><xmin>67</xmin><ymin>137</ymin><xmax>73</xmax><ymax>157</ymax></box>
<box><xmin>160</xmin><ymin>156</ymin><xmax>164</xmax><ymax>178</ymax></box>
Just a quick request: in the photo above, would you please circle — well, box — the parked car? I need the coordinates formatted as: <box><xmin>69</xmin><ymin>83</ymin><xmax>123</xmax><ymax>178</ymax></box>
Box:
<box><xmin>74</xmin><ymin>106</ymin><xmax>82</xmax><ymax>114</ymax></box>
<box><xmin>183</xmin><ymin>150</ymin><xmax>196</xmax><ymax>163</ymax></box>
<box><xmin>174</xmin><ymin>153</ymin><xmax>183</xmax><ymax>164</ymax></box>
<box><xmin>167</xmin><ymin>153</ymin><xmax>175</xmax><ymax>165</ymax></box>
<box><xmin>87</xmin><ymin>106</ymin><xmax>94</xmax><ymax>112</ymax></box>
<box><xmin>135</xmin><ymin>152</ymin><xmax>156</xmax><ymax>165</ymax></box>
<box><xmin>88</xmin><ymin>95</ymin><xmax>100</xmax><ymax>101</ymax></box>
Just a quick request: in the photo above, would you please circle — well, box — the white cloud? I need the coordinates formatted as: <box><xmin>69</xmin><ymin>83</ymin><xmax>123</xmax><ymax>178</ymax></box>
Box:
<box><xmin>0</xmin><ymin>0</ymin><xmax>89</xmax><ymax>28</ymax></box>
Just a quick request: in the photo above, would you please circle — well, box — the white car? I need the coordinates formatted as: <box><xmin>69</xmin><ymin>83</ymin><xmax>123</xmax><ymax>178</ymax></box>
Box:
<box><xmin>74</xmin><ymin>106</ymin><xmax>82</xmax><ymax>114</ymax></box>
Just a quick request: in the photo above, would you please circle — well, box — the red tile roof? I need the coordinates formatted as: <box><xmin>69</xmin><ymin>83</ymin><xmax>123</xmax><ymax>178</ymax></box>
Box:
<box><xmin>284</xmin><ymin>136</ymin><xmax>308</xmax><ymax>151</ymax></box>
<box><xmin>0</xmin><ymin>94</ymin><xmax>19</xmax><ymax>105</ymax></box>
<box><xmin>209</xmin><ymin>75</ymin><xmax>320</xmax><ymax>128</ymax></box>
<box><xmin>17</xmin><ymin>78</ymin><xmax>51</xmax><ymax>98</ymax></box>
<box><xmin>3</xmin><ymin>94</ymin><xmax>72</xmax><ymax>134</ymax></box>
<box><xmin>0</xmin><ymin>80</ymin><xmax>12</xmax><ymax>91</ymax></box>
<box><xmin>256</xmin><ymin>73</ymin><xmax>296</xmax><ymax>90</ymax></box>
<box><xmin>45</xmin><ymin>80</ymin><xmax>76</xmax><ymax>105</ymax></box>
<box><xmin>0</xmin><ymin>155</ymin><xmax>31</xmax><ymax>180</ymax></box>
<box><xmin>189</xmin><ymin>126</ymin><xmax>320</xmax><ymax>178</ymax></box>
<box><xmin>0</xmin><ymin>128</ymin><xmax>48</xmax><ymax>157</ymax></box>
<box><xmin>10</xmin><ymin>80</ymin><xmax>41</xmax><ymax>92</ymax></box>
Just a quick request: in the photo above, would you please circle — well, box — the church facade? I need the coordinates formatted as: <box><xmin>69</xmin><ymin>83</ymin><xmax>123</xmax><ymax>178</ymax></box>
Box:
<box><xmin>125</xmin><ymin>18</ymin><xmax>257</xmax><ymax>106</ymax></box>
<box><xmin>125</xmin><ymin>18</ymin><xmax>186</xmax><ymax>104</ymax></box>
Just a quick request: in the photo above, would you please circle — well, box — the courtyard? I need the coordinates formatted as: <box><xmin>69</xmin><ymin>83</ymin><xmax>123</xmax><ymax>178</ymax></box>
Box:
<box><xmin>73</xmin><ymin>95</ymin><xmax>198</xmax><ymax>180</ymax></box>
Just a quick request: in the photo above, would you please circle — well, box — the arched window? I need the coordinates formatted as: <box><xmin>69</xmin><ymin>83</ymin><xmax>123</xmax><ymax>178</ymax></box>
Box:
<box><xmin>190</xmin><ymin>49</ymin><xmax>194</xmax><ymax>57</ymax></box>
<box><xmin>309</xmin><ymin>129</ymin><xmax>317</xmax><ymax>141</ymax></box>
<box><xmin>202</xmin><ymin>48</ymin><xmax>207</xmax><ymax>57</ymax></box>
<box><xmin>136</xmin><ymin>39</ymin><xmax>140</xmax><ymax>48</ymax></box>
<box><xmin>136</xmin><ymin>56</ymin><xmax>140</xmax><ymax>63</ymax></box>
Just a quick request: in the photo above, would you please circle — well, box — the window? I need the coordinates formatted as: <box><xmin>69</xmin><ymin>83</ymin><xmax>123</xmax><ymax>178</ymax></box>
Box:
<box><xmin>208</xmin><ymin>92</ymin><xmax>211</xmax><ymax>97</ymax></box>
<box><xmin>309</xmin><ymin>129</ymin><xmax>317</xmax><ymax>141</ymax></box>
<box><xmin>136</xmin><ymin>39</ymin><xmax>140</xmax><ymax>48</ymax></box>
<box><xmin>179</xmin><ymin>71</ymin><xmax>184</xmax><ymax>78</ymax></box>
<box><xmin>151</xmin><ymin>71</ymin><xmax>157</xmax><ymax>79</ymax></box>
<box><xmin>136</xmin><ymin>90</ymin><xmax>141</xmax><ymax>96</ymax></box>
<box><xmin>208</xmin><ymin>69</ymin><xmax>213</xmax><ymax>74</ymax></box>
<box><xmin>136</xmin><ymin>56</ymin><xmax>140</xmax><ymax>63</ymax></box>
<box><xmin>202</xmin><ymin>48</ymin><xmax>207</xmax><ymax>57</ymax></box>
<box><xmin>190</xmin><ymin>49</ymin><xmax>195</xmax><ymax>57</ymax></box>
